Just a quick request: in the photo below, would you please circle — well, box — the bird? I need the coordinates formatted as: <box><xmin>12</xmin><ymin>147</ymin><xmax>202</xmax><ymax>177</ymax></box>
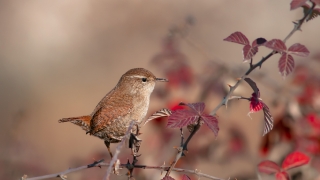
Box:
<box><xmin>59</xmin><ymin>68</ymin><xmax>168</xmax><ymax>157</ymax></box>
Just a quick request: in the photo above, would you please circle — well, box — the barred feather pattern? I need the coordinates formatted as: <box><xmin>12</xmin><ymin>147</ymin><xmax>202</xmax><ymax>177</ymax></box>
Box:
<box><xmin>59</xmin><ymin>116</ymin><xmax>91</xmax><ymax>132</ymax></box>
<box><xmin>144</xmin><ymin>108</ymin><xmax>172</xmax><ymax>125</ymax></box>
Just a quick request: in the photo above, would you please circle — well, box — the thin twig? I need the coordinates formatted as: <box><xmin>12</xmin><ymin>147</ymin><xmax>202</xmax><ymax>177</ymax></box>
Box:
<box><xmin>165</xmin><ymin>120</ymin><xmax>201</xmax><ymax>177</ymax></box>
<box><xmin>24</xmin><ymin>162</ymin><xmax>225</xmax><ymax>180</ymax></box>
<box><xmin>228</xmin><ymin>95</ymin><xmax>251</xmax><ymax>101</ymax></box>
<box><xmin>180</xmin><ymin>128</ymin><xmax>184</xmax><ymax>147</ymax></box>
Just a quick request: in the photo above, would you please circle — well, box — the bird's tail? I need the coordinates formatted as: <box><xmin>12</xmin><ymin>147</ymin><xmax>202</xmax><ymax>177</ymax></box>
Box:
<box><xmin>59</xmin><ymin>115</ymin><xmax>91</xmax><ymax>132</ymax></box>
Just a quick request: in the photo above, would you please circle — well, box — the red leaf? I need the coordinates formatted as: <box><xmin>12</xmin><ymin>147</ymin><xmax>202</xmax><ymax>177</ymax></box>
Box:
<box><xmin>276</xmin><ymin>171</ymin><xmax>290</xmax><ymax>180</ymax></box>
<box><xmin>282</xmin><ymin>151</ymin><xmax>310</xmax><ymax>170</ymax></box>
<box><xmin>258</xmin><ymin>160</ymin><xmax>281</xmax><ymax>174</ymax></box>
<box><xmin>201</xmin><ymin>115</ymin><xmax>219</xmax><ymax>137</ymax></box>
<box><xmin>179</xmin><ymin>102</ymin><xmax>205</xmax><ymax>115</ymax></box>
<box><xmin>279</xmin><ymin>53</ymin><xmax>295</xmax><ymax>77</ymax></box>
<box><xmin>252</xmin><ymin>38</ymin><xmax>267</xmax><ymax>47</ymax></box>
<box><xmin>264</xmin><ymin>39</ymin><xmax>287</xmax><ymax>52</ymax></box>
<box><xmin>249</xmin><ymin>95</ymin><xmax>263</xmax><ymax>113</ymax></box>
<box><xmin>288</xmin><ymin>43</ymin><xmax>310</xmax><ymax>57</ymax></box>
<box><xmin>243</xmin><ymin>45</ymin><xmax>258</xmax><ymax>61</ymax></box>
<box><xmin>290</xmin><ymin>0</ymin><xmax>308</xmax><ymax>10</ymax></box>
<box><xmin>182</xmin><ymin>174</ymin><xmax>191</xmax><ymax>180</ymax></box>
<box><xmin>262</xmin><ymin>103</ymin><xmax>274</xmax><ymax>136</ymax></box>
<box><xmin>167</xmin><ymin>109</ymin><xmax>199</xmax><ymax>128</ymax></box>
<box><xmin>223</xmin><ymin>31</ymin><xmax>250</xmax><ymax>45</ymax></box>
<box><xmin>162</xmin><ymin>176</ymin><xmax>175</xmax><ymax>180</ymax></box>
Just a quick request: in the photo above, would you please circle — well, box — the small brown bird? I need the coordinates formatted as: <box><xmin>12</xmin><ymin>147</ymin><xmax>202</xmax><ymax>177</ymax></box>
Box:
<box><xmin>59</xmin><ymin>68</ymin><xmax>167</xmax><ymax>157</ymax></box>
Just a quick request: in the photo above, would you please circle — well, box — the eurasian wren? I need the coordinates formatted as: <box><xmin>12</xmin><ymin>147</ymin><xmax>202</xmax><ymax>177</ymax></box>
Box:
<box><xmin>59</xmin><ymin>68</ymin><xmax>167</xmax><ymax>157</ymax></box>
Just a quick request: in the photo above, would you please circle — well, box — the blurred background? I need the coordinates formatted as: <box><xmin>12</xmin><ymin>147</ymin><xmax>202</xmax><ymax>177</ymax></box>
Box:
<box><xmin>1</xmin><ymin>0</ymin><xmax>320</xmax><ymax>179</ymax></box>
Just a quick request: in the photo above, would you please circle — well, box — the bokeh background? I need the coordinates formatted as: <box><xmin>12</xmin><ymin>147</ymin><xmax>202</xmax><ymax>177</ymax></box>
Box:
<box><xmin>1</xmin><ymin>0</ymin><xmax>320</xmax><ymax>179</ymax></box>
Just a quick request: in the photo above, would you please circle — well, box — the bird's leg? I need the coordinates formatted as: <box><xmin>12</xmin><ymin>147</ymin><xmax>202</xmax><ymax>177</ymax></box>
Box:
<box><xmin>104</xmin><ymin>141</ymin><xmax>113</xmax><ymax>158</ymax></box>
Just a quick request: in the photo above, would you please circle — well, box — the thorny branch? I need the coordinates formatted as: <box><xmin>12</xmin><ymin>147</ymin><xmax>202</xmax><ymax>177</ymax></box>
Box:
<box><xmin>210</xmin><ymin>1</ymin><xmax>316</xmax><ymax>116</ymax></box>
<box><xmin>165</xmin><ymin>120</ymin><xmax>201</xmax><ymax>177</ymax></box>
<box><xmin>164</xmin><ymin>3</ymin><xmax>317</xmax><ymax>178</ymax></box>
<box><xmin>23</xmin><ymin>160</ymin><xmax>225</xmax><ymax>180</ymax></box>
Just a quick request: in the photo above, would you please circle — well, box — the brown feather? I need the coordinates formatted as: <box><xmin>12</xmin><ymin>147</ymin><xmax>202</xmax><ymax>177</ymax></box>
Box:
<box><xmin>59</xmin><ymin>116</ymin><xmax>91</xmax><ymax>132</ymax></box>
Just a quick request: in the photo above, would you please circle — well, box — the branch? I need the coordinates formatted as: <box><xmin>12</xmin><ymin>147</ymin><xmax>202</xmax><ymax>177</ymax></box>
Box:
<box><xmin>162</xmin><ymin>3</ymin><xmax>317</xmax><ymax>179</ymax></box>
<box><xmin>23</xmin><ymin>159</ymin><xmax>105</xmax><ymax>180</ymax></box>
<box><xmin>210</xmin><ymin>3</ymin><xmax>316</xmax><ymax>116</ymax></box>
<box><xmin>23</xmin><ymin>161</ymin><xmax>226</xmax><ymax>180</ymax></box>
<box><xmin>165</xmin><ymin>120</ymin><xmax>201</xmax><ymax>177</ymax></box>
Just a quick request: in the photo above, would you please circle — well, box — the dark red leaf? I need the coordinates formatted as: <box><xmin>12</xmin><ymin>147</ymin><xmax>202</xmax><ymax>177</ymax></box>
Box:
<box><xmin>252</xmin><ymin>38</ymin><xmax>267</xmax><ymax>47</ymax></box>
<box><xmin>182</xmin><ymin>174</ymin><xmax>191</xmax><ymax>180</ymax></box>
<box><xmin>279</xmin><ymin>53</ymin><xmax>295</xmax><ymax>77</ymax></box>
<box><xmin>262</xmin><ymin>103</ymin><xmax>274</xmax><ymax>136</ymax></box>
<box><xmin>249</xmin><ymin>95</ymin><xmax>263</xmax><ymax>113</ymax></box>
<box><xmin>264</xmin><ymin>39</ymin><xmax>287</xmax><ymax>52</ymax></box>
<box><xmin>244</xmin><ymin>78</ymin><xmax>260</xmax><ymax>98</ymax></box>
<box><xmin>290</xmin><ymin>0</ymin><xmax>308</xmax><ymax>10</ymax></box>
<box><xmin>201</xmin><ymin>115</ymin><xmax>219</xmax><ymax>137</ymax></box>
<box><xmin>223</xmin><ymin>31</ymin><xmax>250</xmax><ymax>45</ymax></box>
<box><xmin>162</xmin><ymin>176</ymin><xmax>175</xmax><ymax>180</ymax></box>
<box><xmin>258</xmin><ymin>160</ymin><xmax>281</xmax><ymax>174</ymax></box>
<box><xmin>276</xmin><ymin>171</ymin><xmax>290</xmax><ymax>180</ymax></box>
<box><xmin>282</xmin><ymin>151</ymin><xmax>310</xmax><ymax>170</ymax></box>
<box><xmin>288</xmin><ymin>43</ymin><xmax>310</xmax><ymax>57</ymax></box>
<box><xmin>167</xmin><ymin>109</ymin><xmax>199</xmax><ymax>128</ymax></box>
<box><xmin>243</xmin><ymin>45</ymin><xmax>258</xmax><ymax>61</ymax></box>
<box><xmin>179</xmin><ymin>102</ymin><xmax>205</xmax><ymax>115</ymax></box>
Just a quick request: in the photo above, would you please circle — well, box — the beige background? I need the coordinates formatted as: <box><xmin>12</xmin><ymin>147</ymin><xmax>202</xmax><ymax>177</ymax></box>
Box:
<box><xmin>0</xmin><ymin>0</ymin><xmax>319</xmax><ymax>179</ymax></box>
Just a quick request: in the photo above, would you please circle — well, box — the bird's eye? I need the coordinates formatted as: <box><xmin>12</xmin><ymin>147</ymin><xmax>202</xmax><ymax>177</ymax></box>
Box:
<box><xmin>142</xmin><ymin>78</ymin><xmax>147</xmax><ymax>82</ymax></box>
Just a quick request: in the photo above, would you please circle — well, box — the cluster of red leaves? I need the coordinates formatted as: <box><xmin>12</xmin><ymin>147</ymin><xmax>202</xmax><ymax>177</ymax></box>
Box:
<box><xmin>223</xmin><ymin>32</ymin><xmax>266</xmax><ymax>61</ymax></box>
<box><xmin>224</xmin><ymin>32</ymin><xmax>310</xmax><ymax>78</ymax></box>
<box><xmin>244</xmin><ymin>78</ymin><xmax>274</xmax><ymax>136</ymax></box>
<box><xmin>258</xmin><ymin>151</ymin><xmax>310</xmax><ymax>180</ymax></box>
<box><xmin>264</xmin><ymin>39</ymin><xmax>309</xmax><ymax>77</ymax></box>
<box><xmin>147</xmin><ymin>102</ymin><xmax>219</xmax><ymax>136</ymax></box>
<box><xmin>167</xmin><ymin>102</ymin><xmax>219</xmax><ymax>136</ymax></box>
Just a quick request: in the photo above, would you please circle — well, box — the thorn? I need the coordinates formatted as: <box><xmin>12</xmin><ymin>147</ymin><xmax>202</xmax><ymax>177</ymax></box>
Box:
<box><xmin>236</xmin><ymin>78</ymin><xmax>241</xmax><ymax>81</ymax></box>
<box><xmin>227</xmin><ymin>84</ymin><xmax>232</xmax><ymax>88</ymax></box>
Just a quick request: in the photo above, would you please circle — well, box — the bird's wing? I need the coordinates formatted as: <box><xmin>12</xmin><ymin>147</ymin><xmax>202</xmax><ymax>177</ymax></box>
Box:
<box><xmin>89</xmin><ymin>94</ymin><xmax>133</xmax><ymax>135</ymax></box>
<box><xmin>91</xmin><ymin>86</ymin><xmax>117</xmax><ymax>117</ymax></box>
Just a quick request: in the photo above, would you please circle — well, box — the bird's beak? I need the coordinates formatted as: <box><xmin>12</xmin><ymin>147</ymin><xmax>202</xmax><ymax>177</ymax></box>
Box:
<box><xmin>156</xmin><ymin>78</ymin><xmax>168</xmax><ymax>82</ymax></box>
